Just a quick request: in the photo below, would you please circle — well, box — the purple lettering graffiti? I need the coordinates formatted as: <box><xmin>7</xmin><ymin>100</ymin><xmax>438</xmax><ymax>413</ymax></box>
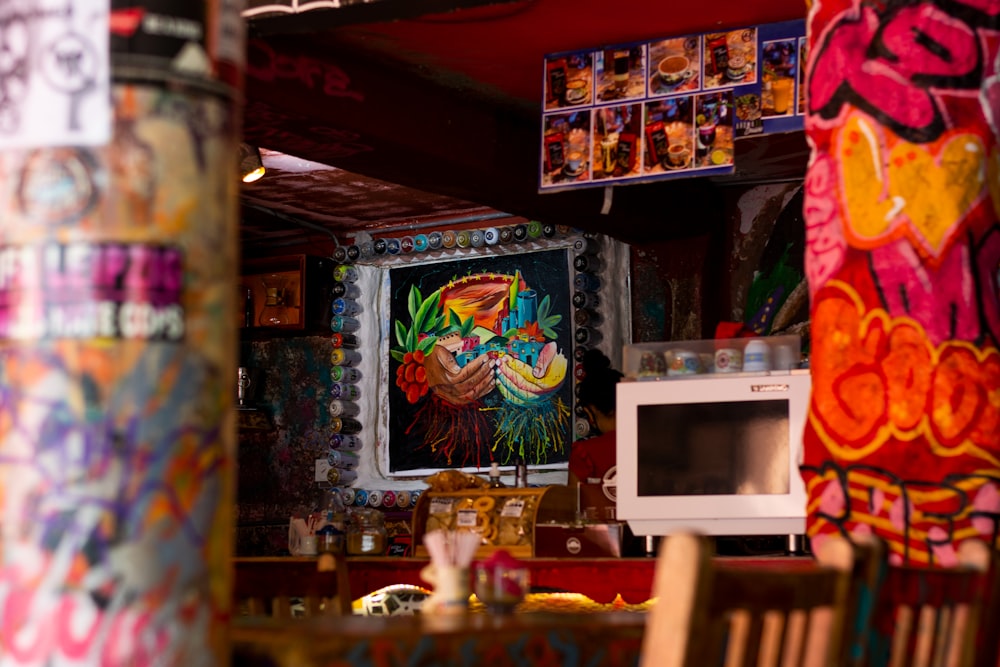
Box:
<box><xmin>809</xmin><ymin>3</ymin><xmax>986</xmax><ymax>142</ymax></box>
<box><xmin>246</xmin><ymin>40</ymin><xmax>364</xmax><ymax>102</ymax></box>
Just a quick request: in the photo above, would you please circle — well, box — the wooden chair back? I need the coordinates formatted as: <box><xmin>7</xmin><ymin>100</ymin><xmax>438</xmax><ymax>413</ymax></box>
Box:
<box><xmin>641</xmin><ymin>532</ymin><xmax>863</xmax><ymax>667</ymax></box>
<box><xmin>853</xmin><ymin>539</ymin><xmax>998</xmax><ymax>667</ymax></box>
<box><xmin>233</xmin><ymin>554</ymin><xmax>352</xmax><ymax>619</ymax></box>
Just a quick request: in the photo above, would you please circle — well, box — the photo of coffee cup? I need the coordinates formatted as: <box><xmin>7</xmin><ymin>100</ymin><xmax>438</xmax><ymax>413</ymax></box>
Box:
<box><xmin>565</xmin><ymin>150</ymin><xmax>585</xmax><ymax>173</ymax></box>
<box><xmin>666</xmin><ymin>142</ymin><xmax>690</xmax><ymax>168</ymax></box>
<box><xmin>726</xmin><ymin>51</ymin><xmax>749</xmax><ymax>81</ymax></box>
<box><xmin>565</xmin><ymin>79</ymin><xmax>588</xmax><ymax>104</ymax></box>
<box><xmin>658</xmin><ymin>55</ymin><xmax>690</xmax><ymax>86</ymax></box>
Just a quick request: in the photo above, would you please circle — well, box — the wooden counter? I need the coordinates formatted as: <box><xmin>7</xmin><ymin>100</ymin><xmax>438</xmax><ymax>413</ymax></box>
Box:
<box><xmin>345</xmin><ymin>556</ymin><xmax>659</xmax><ymax>604</ymax></box>
<box><xmin>232</xmin><ymin>611</ymin><xmax>647</xmax><ymax>667</ymax></box>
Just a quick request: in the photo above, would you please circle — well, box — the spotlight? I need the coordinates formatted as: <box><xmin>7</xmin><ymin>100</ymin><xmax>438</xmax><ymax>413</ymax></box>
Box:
<box><xmin>239</xmin><ymin>143</ymin><xmax>265</xmax><ymax>183</ymax></box>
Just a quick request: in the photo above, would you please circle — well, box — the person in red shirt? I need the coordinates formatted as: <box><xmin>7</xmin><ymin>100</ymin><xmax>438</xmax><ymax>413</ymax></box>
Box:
<box><xmin>568</xmin><ymin>350</ymin><xmax>623</xmax><ymax>488</ymax></box>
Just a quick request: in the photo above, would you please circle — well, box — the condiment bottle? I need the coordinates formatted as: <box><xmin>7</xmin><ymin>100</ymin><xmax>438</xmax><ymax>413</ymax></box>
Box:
<box><xmin>488</xmin><ymin>462</ymin><xmax>506</xmax><ymax>488</ymax></box>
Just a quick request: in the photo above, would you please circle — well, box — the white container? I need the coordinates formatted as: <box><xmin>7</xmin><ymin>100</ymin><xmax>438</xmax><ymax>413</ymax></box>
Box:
<box><xmin>742</xmin><ymin>339</ymin><xmax>772</xmax><ymax>372</ymax></box>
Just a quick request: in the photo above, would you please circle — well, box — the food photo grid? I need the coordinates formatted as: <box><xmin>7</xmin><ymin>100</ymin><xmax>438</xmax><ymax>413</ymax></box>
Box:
<box><xmin>539</xmin><ymin>19</ymin><xmax>804</xmax><ymax>191</ymax></box>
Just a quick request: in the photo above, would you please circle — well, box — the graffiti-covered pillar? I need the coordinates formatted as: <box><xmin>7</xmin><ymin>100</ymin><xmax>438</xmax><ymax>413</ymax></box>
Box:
<box><xmin>0</xmin><ymin>1</ymin><xmax>244</xmax><ymax>664</ymax></box>
<box><xmin>801</xmin><ymin>0</ymin><xmax>1000</xmax><ymax>565</ymax></box>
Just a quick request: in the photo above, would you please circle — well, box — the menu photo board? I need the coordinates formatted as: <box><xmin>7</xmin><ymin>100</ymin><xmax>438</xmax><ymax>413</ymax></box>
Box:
<box><xmin>539</xmin><ymin>19</ymin><xmax>805</xmax><ymax>193</ymax></box>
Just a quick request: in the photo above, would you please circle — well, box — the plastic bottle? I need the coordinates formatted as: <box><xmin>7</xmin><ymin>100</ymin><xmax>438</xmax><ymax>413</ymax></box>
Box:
<box><xmin>488</xmin><ymin>462</ymin><xmax>506</xmax><ymax>489</ymax></box>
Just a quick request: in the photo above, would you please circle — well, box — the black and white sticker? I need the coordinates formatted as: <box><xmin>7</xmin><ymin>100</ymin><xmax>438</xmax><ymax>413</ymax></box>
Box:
<box><xmin>0</xmin><ymin>0</ymin><xmax>110</xmax><ymax>148</ymax></box>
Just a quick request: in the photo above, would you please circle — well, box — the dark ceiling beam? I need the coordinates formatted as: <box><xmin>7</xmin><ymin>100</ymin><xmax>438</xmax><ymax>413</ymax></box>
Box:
<box><xmin>244</xmin><ymin>0</ymin><xmax>527</xmax><ymax>36</ymax></box>
<box><xmin>243</xmin><ymin>33</ymin><xmax>806</xmax><ymax>244</ymax></box>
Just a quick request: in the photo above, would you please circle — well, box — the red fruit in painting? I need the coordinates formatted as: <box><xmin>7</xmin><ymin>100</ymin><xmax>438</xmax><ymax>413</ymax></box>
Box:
<box><xmin>406</xmin><ymin>385</ymin><xmax>421</xmax><ymax>404</ymax></box>
<box><xmin>396</xmin><ymin>365</ymin><xmax>405</xmax><ymax>378</ymax></box>
<box><xmin>396</xmin><ymin>376</ymin><xmax>409</xmax><ymax>392</ymax></box>
<box><xmin>404</xmin><ymin>363</ymin><xmax>416</xmax><ymax>383</ymax></box>
<box><xmin>403</xmin><ymin>352</ymin><xmax>414</xmax><ymax>364</ymax></box>
<box><xmin>413</xmin><ymin>350</ymin><xmax>425</xmax><ymax>364</ymax></box>
<box><xmin>415</xmin><ymin>366</ymin><xmax>426</xmax><ymax>383</ymax></box>
<box><xmin>419</xmin><ymin>382</ymin><xmax>428</xmax><ymax>397</ymax></box>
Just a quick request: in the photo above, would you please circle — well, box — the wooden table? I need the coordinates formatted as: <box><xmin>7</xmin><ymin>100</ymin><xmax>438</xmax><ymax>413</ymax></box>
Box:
<box><xmin>232</xmin><ymin>611</ymin><xmax>647</xmax><ymax>667</ymax></box>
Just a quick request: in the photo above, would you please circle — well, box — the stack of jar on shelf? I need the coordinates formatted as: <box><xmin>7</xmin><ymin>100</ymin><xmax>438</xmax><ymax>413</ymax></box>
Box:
<box><xmin>330</xmin><ymin>222</ymin><xmax>565</xmax><ymax>262</ymax></box>
<box><xmin>329</xmin><ymin>263</ymin><xmax>363</xmax><ymax>487</ymax></box>
<box><xmin>571</xmin><ymin>235</ymin><xmax>606</xmax><ymax>441</ymax></box>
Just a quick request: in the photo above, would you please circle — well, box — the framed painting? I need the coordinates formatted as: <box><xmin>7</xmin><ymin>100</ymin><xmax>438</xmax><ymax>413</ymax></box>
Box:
<box><xmin>387</xmin><ymin>249</ymin><xmax>574</xmax><ymax>474</ymax></box>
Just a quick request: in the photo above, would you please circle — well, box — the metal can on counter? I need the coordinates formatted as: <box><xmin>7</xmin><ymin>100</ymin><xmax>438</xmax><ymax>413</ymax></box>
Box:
<box><xmin>386</xmin><ymin>238</ymin><xmax>401</xmax><ymax>255</ymax></box>
<box><xmin>366</xmin><ymin>490</ymin><xmax>382</xmax><ymax>507</ymax></box>
<box><xmin>331</xmin><ymin>333</ymin><xmax>359</xmax><ymax>349</ymax></box>
<box><xmin>330</xmin><ymin>349</ymin><xmax>362</xmax><ymax>367</ymax></box>
<box><xmin>395</xmin><ymin>490</ymin><xmax>411</xmax><ymax>509</ymax></box>
<box><xmin>330</xmin><ymin>366</ymin><xmax>362</xmax><ymax>383</ymax></box>
<box><xmin>345</xmin><ymin>245</ymin><xmax>361</xmax><ymax>262</ymax></box>
<box><xmin>330</xmin><ymin>382</ymin><xmax>361</xmax><ymax>401</ymax></box>
<box><xmin>410</xmin><ymin>490</ymin><xmax>422</xmax><ymax>507</ymax></box>
<box><xmin>328</xmin><ymin>449</ymin><xmax>360</xmax><ymax>469</ymax></box>
<box><xmin>330</xmin><ymin>316</ymin><xmax>361</xmax><ymax>333</ymax></box>
<box><xmin>330</xmin><ymin>417</ymin><xmax>363</xmax><ymax>435</ymax></box>
<box><xmin>413</xmin><ymin>234</ymin><xmax>429</xmax><ymax>252</ymax></box>
<box><xmin>329</xmin><ymin>433</ymin><xmax>361</xmax><ymax>451</ymax></box>
<box><xmin>427</xmin><ymin>231</ymin><xmax>443</xmax><ymax>250</ymax></box>
<box><xmin>354</xmin><ymin>490</ymin><xmax>368</xmax><ymax>506</ymax></box>
<box><xmin>328</xmin><ymin>400</ymin><xmax>361</xmax><ymax>418</ymax></box>
<box><xmin>332</xmin><ymin>298</ymin><xmax>363</xmax><ymax>317</ymax></box>
<box><xmin>373</xmin><ymin>238</ymin><xmax>387</xmax><ymax>255</ymax></box>
<box><xmin>527</xmin><ymin>221</ymin><xmax>543</xmax><ymax>238</ymax></box>
<box><xmin>381</xmin><ymin>490</ymin><xmax>396</xmax><ymax>508</ymax></box>
<box><xmin>339</xmin><ymin>488</ymin><xmax>357</xmax><ymax>506</ymax></box>
<box><xmin>542</xmin><ymin>223</ymin><xmax>556</xmax><ymax>238</ymax></box>
<box><xmin>513</xmin><ymin>224</ymin><xmax>528</xmax><ymax>241</ymax></box>
<box><xmin>499</xmin><ymin>227</ymin><xmax>514</xmax><ymax>244</ymax></box>
<box><xmin>327</xmin><ymin>467</ymin><xmax>358</xmax><ymax>485</ymax></box>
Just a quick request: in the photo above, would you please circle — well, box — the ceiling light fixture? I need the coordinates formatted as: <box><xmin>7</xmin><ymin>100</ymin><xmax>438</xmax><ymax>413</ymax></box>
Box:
<box><xmin>239</xmin><ymin>143</ymin><xmax>266</xmax><ymax>183</ymax></box>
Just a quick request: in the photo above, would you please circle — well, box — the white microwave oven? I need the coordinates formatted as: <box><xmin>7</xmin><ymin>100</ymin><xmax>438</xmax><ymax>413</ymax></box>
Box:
<box><xmin>615</xmin><ymin>370</ymin><xmax>811</xmax><ymax>537</ymax></box>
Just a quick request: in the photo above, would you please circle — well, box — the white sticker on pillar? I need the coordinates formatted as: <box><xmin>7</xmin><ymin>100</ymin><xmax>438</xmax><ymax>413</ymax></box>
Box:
<box><xmin>0</xmin><ymin>0</ymin><xmax>111</xmax><ymax>149</ymax></box>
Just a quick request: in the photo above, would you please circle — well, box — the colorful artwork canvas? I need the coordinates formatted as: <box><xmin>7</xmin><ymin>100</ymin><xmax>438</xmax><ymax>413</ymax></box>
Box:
<box><xmin>388</xmin><ymin>250</ymin><xmax>573</xmax><ymax>473</ymax></box>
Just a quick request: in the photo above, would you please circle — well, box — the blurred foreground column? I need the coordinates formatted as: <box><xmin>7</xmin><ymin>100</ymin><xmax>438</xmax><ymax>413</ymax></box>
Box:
<box><xmin>0</xmin><ymin>1</ymin><xmax>244</xmax><ymax>663</ymax></box>
<box><xmin>801</xmin><ymin>0</ymin><xmax>1000</xmax><ymax>565</ymax></box>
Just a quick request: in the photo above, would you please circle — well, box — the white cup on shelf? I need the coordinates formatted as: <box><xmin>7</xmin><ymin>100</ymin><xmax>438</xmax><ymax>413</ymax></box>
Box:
<box><xmin>742</xmin><ymin>339</ymin><xmax>772</xmax><ymax>373</ymax></box>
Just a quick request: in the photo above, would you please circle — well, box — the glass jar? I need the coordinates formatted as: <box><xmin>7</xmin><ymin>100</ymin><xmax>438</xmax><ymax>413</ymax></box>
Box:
<box><xmin>346</xmin><ymin>508</ymin><xmax>387</xmax><ymax>556</ymax></box>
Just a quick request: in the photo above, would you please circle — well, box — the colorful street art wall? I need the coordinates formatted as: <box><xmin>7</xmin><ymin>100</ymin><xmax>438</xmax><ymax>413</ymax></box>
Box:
<box><xmin>801</xmin><ymin>0</ymin><xmax>1000</xmax><ymax>565</ymax></box>
<box><xmin>388</xmin><ymin>250</ymin><xmax>573</xmax><ymax>473</ymax></box>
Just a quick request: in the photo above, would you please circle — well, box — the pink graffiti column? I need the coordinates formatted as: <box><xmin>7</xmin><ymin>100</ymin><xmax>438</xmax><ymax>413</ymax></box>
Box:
<box><xmin>801</xmin><ymin>0</ymin><xmax>1000</xmax><ymax>565</ymax></box>
<box><xmin>0</xmin><ymin>2</ymin><xmax>243</xmax><ymax>664</ymax></box>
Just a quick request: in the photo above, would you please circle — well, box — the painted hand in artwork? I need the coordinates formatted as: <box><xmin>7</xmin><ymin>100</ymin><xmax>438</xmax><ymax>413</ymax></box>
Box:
<box><xmin>495</xmin><ymin>341</ymin><xmax>567</xmax><ymax>405</ymax></box>
<box><xmin>423</xmin><ymin>345</ymin><xmax>495</xmax><ymax>405</ymax></box>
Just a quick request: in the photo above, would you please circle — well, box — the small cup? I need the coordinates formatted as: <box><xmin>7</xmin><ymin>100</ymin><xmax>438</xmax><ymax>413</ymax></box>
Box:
<box><xmin>714</xmin><ymin>348</ymin><xmax>743</xmax><ymax>373</ymax></box>
<box><xmin>666</xmin><ymin>143</ymin><xmax>690</xmax><ymax>167</ymax></box>
<box><xmin>565</xmin><ymin>150</ymin><xmax>584</xmax><ymax>172</ymax></box>
<box><xmin>667</xmin><ymin>349</ymin><xmax>702</xmax><ymax>376</ymax></box>
<box><xmin>658</xmin><ymin>55</ymin><xmax>690</xmax><ymax>85</ymax></box>
<box><xmin>742</xmin><ymin>339</ymin><xmax>772</xmax><ymax>372</ymax></box>
<box><xmin>772</xmin><ymin>344</ymin><xmax>797</xmax><ymax>371</ymax></box>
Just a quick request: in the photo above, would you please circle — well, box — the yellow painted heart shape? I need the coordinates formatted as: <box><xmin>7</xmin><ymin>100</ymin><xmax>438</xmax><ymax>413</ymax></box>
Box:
<box><xmin>839</xmin><ymin>114</ymin><xmax>987</xmax><ymax>257</ymax></box>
